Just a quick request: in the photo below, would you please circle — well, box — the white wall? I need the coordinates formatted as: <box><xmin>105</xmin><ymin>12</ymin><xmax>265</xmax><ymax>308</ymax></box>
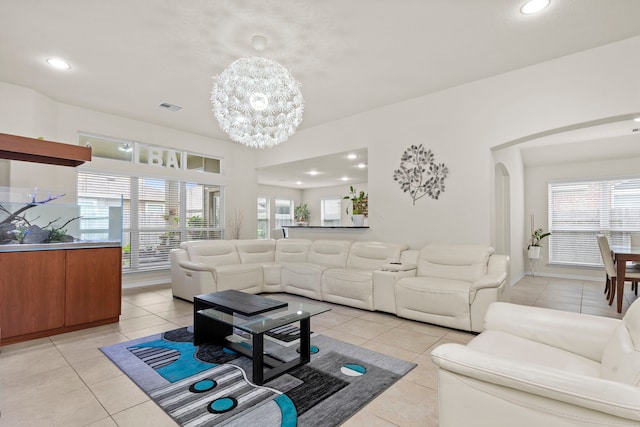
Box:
<box><xmin>524</xmin><ymin>145</ymin><xmax>640</xmax><ymax>280</ymax></box>
<box><xmin>0</xmin><ymin>81</ymin><xmax>259</xmax><ymax>286</ymax></box>
<box><xmin>3</xmin><ymin>36</ymin><xmax>640</xmax><ymax>282</ymax></box>
<box><xmin>492</xmin><ymin>145</ymin><xmax>525</xmax><ymax>284</ymax></box>
<box><xmin>256</xmin><ymin>36</ymin><xmax>640</xmax><ymax>279</ymax></box>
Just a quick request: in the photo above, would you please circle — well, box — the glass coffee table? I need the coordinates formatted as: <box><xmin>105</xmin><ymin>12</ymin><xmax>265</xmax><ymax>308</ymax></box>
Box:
<box><xmin>193</xmin><ymin>290</ymin><xmax>330</xmax><ymax>385</ymax></box>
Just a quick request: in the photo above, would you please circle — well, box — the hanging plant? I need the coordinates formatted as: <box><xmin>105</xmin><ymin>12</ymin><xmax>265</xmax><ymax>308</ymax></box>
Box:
<box><xmin>392</xmin><ymin>144</ymin><xmax>449</xmax><ymax>205</ymax></box>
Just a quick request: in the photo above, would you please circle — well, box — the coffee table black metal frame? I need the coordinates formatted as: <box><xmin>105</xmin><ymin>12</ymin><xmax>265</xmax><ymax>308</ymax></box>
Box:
<box><xmin>193</xmin><ymin>290</ymin><xmax>329</xmax><ymax>385</ymax></box>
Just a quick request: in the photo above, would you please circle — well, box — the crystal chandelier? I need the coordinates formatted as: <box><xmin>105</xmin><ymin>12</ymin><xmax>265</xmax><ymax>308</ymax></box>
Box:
<box><xmin>211</xmin><ymin>39</ymin><xmax>304</xmax><ymax>149</ymax></box>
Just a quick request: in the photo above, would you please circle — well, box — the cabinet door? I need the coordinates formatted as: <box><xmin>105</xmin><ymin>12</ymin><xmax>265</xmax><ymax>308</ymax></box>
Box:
<box><xmin>0</xmin><ymin>250</ymin><xmax>66</xmax><ymax>339</ymax></box>
<box><xmin>65</xmin><ymin>247</ymin><xmax>122</xmax><ymax>326</ymax></box>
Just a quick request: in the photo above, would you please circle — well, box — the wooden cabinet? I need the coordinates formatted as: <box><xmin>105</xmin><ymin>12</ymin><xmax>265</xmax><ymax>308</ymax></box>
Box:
<box><xmin>0</xmin><ymin>251</ymin><xmax>66</xmax><ymax>338</ymax></box>
<box><xmin>0</xmin><ymin>246</ymin><xmax>121</xmax><ymax>345</ymax></box>
<box><xmin>65</xmin><ymin>247</ymin><xmax>122</xmax><ymax>326</ymax></box>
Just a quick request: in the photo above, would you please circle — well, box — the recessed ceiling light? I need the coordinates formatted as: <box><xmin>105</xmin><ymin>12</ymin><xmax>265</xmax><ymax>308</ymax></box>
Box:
<box><xmin>520</xmin><ymin>0</ymin><xmax>550</xmax><ymax>15</ymax></box>
<box><xmin>634</xmin><ymin>117</ymin><xmax>640</xmax><ymax>122</ymax></box>
<box><xmin>341</xmin><ymin>177</ymin><xmax>349</xmax><ymax>181</ymax></box>
<box><xmin>347</xmin><ymin>154</ymin><xmax>357</xmax><ymax>160</ymax></box>
<box><xmin>309</xmin><ymin>170</ymin><xmax>319</xmax><ymax>176</ymax></box>
<box><xmin>296</xmin><ymin>181</ymin><xmax>302</xmax><ymax>185</ymax></box>
<box><xmin>357</xmin><ymin>163</ymin><xmax>367</xmax><ymax>169</ymax></box>
<box><xmin>46</xmin><ymin>58</ymin><xmax>71</xmax><ymax>70</ymax></box>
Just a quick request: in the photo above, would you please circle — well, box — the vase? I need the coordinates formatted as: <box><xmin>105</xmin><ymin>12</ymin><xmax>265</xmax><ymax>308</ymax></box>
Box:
<box><xmin>352</xmin><ymin>214</ymin><xmax>365</xmax><ymax>226</ymax></box>
<box><xmin>528</xmin><ymin>246</ymin><xmax>541</xmax><ymax>259</ymax></box>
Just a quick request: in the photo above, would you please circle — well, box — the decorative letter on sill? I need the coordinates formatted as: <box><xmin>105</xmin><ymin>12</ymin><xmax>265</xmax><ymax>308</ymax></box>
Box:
<box><xmin>393</xmin><ymin>144</ymin><xmax>449</xmax><ymax>205</ymax></box>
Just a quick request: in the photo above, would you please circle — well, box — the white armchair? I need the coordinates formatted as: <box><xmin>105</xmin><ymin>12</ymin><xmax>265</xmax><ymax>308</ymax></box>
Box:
<box><xmin>431</xmin><ymin>301</ymin><xmax>640</xmax><ymax>427</ymax></box>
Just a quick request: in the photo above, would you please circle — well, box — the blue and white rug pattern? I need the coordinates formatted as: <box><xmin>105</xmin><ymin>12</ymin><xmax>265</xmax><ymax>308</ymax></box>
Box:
<box><xmin>100</xmin><ymin>326</ymin><xmax>415</xmax><ymax>427</ymax></box>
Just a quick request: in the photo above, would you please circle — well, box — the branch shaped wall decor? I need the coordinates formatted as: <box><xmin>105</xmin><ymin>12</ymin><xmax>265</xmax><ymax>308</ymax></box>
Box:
<box><xmin>392</xmin><ymin>144</ymin><xmax>449</xmax><ymax>205</ymax></box>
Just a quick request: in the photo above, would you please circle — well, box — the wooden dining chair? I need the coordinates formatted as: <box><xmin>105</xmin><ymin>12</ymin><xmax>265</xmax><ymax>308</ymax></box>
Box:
<box><xmin>597</xmin><ymin>235</ymin><xmax>640</xmax><ymax>304</ymax></box>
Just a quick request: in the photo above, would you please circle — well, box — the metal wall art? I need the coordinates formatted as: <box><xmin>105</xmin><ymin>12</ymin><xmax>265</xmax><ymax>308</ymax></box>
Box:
<box><xmin>393</xmin><ymin>144</ymin><xmax>449</xmax><ymax>205</ymax></box>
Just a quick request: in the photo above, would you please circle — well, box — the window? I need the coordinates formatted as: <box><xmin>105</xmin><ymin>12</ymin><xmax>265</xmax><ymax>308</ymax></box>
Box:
<box><xmin>78</xmin><ymin>171</ymin><xmax>223</xmax><ymax>272</ymax></box>
<box><xmin>79</xmin><ymin>133</ymin><xmax>221</xmax><ymax>175</ymax></box>
<box><xmin>186</xmin><ymin>154</ymin><xmax>221</xmax><ymax>173</ymax></box>
<box><xmin>548</xmin><ymin>177</ymin><xmax>640</xmax><ymax>267</ymax></box>
<box><xmin>257</xmin><ymin>197</ymin><xmax>269</xmax><ymax>239</ymax></box>
<box><xmin>321</xmin><ymin>198</ymin><xmax>341</xmax><ymax>226</ymax></box>
<box><xmin>275</xmin><ymin>198</ymin><xmax>293</xmax><ymax>229</ymax></box>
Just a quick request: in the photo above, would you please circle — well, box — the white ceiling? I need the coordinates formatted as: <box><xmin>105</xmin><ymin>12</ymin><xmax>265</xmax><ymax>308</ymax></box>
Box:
<box><xmin>2</xmin><ymin>1</ymin><xmax>640</xmax><ymax>176</ymax></box>
<box><xmin>521</xmin><ymin>119</ymin><xmax>640</xmax><ymax>167</ymax></box>
<box><xmin>256</xmin><ymin>147</ymin><xmax>368</xmax><ymax>189</ymax></box>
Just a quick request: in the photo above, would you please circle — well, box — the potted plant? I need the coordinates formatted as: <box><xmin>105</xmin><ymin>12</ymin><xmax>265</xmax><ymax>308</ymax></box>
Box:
<box><xmin>294</xmin><ymin>202</ymin><xmax>310</xmax><ymax>225</ymax></box>
<box><xmin>528</xmin><ymin>215</ymin><xmax>551</xmax><ymax>259</ymax></box>
<box><xmin>343</xmin><ymin>186</ymin><xmax>368</xmax><ymax>226</ymax></box>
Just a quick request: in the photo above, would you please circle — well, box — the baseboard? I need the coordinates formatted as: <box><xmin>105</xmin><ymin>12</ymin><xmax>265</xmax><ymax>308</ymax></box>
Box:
<box><xmin>523</xmin><ymin>272</ymin><xmax>601</xmax><ymax>282</ymax></box>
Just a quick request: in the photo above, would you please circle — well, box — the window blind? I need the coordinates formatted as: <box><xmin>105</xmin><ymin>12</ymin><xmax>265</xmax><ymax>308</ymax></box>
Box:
<box><xmin>257</xmin><ymin>197</ymin><xmax>269</xmax><ymax>239</ymax></box>
<box><xmin>78</xmin><ymin>171</ymin><xmax>223</xmax><ymax>273</ymax></box>
<box><xmin>321</xmin><ymin>198</ymin><xmax>341</xmax><ymax>226</ymax></box>
<box><xmin>275</xmin><ymin>198</ymin><xmax>293</xmax><ymax>228</ymax></box>
<box><xmin>548</xmin><ymin>177</ymin><xmax>640</xmax><ymax>266</ymax></box>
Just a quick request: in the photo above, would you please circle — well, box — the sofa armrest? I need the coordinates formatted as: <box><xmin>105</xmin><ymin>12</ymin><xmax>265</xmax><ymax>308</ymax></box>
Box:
<box><xmin>471</xmin><ymin>271</ymin><xmax>506</xmax><ymax>291</ymax></box>
<box><xmin>488</xmin><ymin>254</ymin><xmax>509</xmax><ymax>274</ymax></box>
<box><xmin>431</xmin><ymin>343</ymin><xmax>640</xmax><ymax>422</ymax></box>
<box><xmin>483</xmin><ymin>302</ymin><xmax>621</xmax><ymax>362</ymax></box>
<box><xmin>178</xmin><ymin>260</ymin><xmax>218</xmax><ymax>274</ymax></box>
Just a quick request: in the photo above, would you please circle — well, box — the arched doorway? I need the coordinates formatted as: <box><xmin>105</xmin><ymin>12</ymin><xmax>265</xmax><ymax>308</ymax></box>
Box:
<box><xmin>494</xmin><ymin>163</ymin><xmax>510</xmax><ymax>256</ymax></box>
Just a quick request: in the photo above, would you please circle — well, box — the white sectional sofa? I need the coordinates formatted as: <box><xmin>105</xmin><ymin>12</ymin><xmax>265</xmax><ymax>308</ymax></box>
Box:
<box><xmin>170</xmin><ymin>238</ymin><xmax>509</xmax><ymax>332</ymax></box>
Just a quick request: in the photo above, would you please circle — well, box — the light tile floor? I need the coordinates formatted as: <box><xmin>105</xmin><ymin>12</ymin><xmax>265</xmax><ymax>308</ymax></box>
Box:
<box><xmin>1</xmin><ymin>276</ymin><xmax>636</xmax><ymax>426</ymax></box>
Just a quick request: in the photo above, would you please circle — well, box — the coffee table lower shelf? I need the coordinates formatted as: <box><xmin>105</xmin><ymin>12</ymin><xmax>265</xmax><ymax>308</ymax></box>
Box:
<box><xmin>194</xmin><ymin>309</ymin><xmax>312</xmax><ymax>385</ymax></box>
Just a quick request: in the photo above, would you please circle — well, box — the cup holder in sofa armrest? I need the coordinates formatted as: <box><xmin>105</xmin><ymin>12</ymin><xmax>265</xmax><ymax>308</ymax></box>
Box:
<box><xmin>381</xmin><ymin>263</ymin><xmax>417</xmax><ymax>272</ymax></box>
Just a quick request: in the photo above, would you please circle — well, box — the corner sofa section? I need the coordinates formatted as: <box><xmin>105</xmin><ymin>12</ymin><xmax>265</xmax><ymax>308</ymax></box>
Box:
<box><xmin>170</xmin><ymin>239</ymin><xmax>509</xmax><ymax>332</ymax></box>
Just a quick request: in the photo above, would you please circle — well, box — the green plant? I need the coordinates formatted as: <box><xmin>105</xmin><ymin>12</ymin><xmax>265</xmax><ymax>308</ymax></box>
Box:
<box><xmin>294</xmin><ymin>203</ymin><xmax>310</xmax><ymax>222</ymax></box>
<box><xmin>343</xmin><ymin>186</ymin><xmax>368</xmax><ymax>215</ymax></box>
<box><xmin>528</xmin><ymin>214</ymin><xmax>551</xmax><ymax>249</ymax></box>
<box><xmin>47</xmin><ymin>227</ymin><xmax>68</xmax><ymax>242</ymax></box>
<box><xmin>528</xmin><ymin>228</ymin><xmax>551</xmax><ymax>249</ymax></box>
<box><xmin>187</xmin><ymin>215</ymin><xmax>204</xmax><ymax>227</ymax></box>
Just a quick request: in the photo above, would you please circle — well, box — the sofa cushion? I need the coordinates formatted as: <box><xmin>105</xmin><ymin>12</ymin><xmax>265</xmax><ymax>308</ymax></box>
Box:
<box><xmin>346</xmin><ymin>241</ymin><xmax>408</xmax><ymax>270</ymax></box>
<box><xmin>396</xmin><ymin>276</ymin><xmax>471</xmax><ymax>317</ymax></box>
<box><xmin>322</xmin><ymin>268</ymin><xmax>374</xmax><ymax>309</ymax></box>
<box><xmin>306</xmin><ymin>239</ymin><xmax>351</xmax><ymax>268</ymax></box>
<box><xmin>281</xmin><ymin>262</ymin><xmax>326</xmax><ymax>300</ymax></box>
<box><xmin>601</xmin><ymin>298</ymin><xmax>640</xmax><ymax>385</ymax></box>
<box><xmin>417</xmin><ymin>244</ymin><xmax>494</xmax><ymax>282</ymax></box>
<box><xmin>213</xmin><ymin>264</ymin><xmax>263</xmax><ymax>293</ymax></box>
<box><xmin>235</xmin><ymin>239</ymin><xmax>275</xmax><ymax>264</ymax></box>
<box><xmin>274</xmin><ymin>238</ymin><xmax>312</xmax><ymax>263</ymax></box>
<box><xmin>184</xmin><ymin>240</ymin><xmax>240</xmax><ymax>266</ymax></box>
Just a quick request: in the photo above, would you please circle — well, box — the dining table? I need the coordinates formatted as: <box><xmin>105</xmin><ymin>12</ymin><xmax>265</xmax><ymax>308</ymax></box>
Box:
<box><xmin>609</xmin><ymin>244</ymin><xmax>640</xmax><ymax>313</ymax></box>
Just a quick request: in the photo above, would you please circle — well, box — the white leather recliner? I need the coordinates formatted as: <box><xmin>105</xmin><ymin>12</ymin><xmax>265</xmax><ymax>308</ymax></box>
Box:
<box><xmin>395</xmin><ymin>245</ymin><xmax>508</xmax><ymax>332</ymax></box>
<box><xmin>431</xmin><ymin>300</ymin><xmax>640</xmax><ymax>427</ymax></box>
<box><xmin>321</xmin><ymin>241</ymin><xmax>409</xmax><ymax>310</ymax></box>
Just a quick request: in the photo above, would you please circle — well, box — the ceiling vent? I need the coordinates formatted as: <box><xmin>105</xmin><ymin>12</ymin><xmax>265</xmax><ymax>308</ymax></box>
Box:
<box><xmin>158</xmin><ymin>102</ymin><xmax>182</xmax><ymax>112</ymax></box>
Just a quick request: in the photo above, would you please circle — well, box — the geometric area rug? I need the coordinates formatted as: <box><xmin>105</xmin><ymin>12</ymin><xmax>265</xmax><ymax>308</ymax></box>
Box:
<box><xmin>100</xmin><ymin>326</ymin><xmax>416</xmax><ymax>427</ymax></box>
